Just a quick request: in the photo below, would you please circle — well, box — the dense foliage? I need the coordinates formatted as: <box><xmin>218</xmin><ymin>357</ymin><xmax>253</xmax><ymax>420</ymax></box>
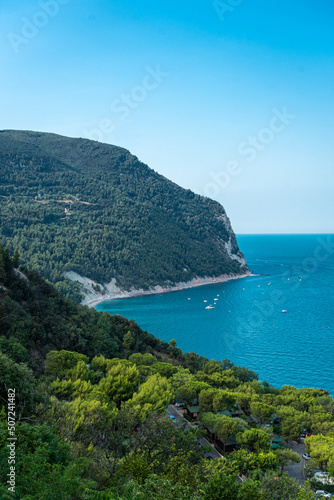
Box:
<box><xmin>0</xmin><ymin>130</ymin><xmax>246</xmax><ymax>301</ymax></box>
<box><xmin>0</xmin><ymin>243</ymin><xmax>212</xmax><ymax>374</ymax></box>
<box><xmin>1</xmin><ymin>247</ymin><xmax>333</xmax><ymax>498</ymax></box>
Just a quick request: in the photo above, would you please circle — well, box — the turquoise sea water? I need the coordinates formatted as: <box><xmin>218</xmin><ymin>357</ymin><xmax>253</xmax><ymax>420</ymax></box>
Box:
<box><xmin>96</xmin><ymin>235</ymin><xmax>334</xmax><ymax>394</ymax></box>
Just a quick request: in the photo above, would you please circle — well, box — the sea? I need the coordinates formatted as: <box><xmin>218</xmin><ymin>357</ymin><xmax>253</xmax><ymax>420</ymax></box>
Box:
<box><xmin>96</xmin><ymin>235</ymin><xmax>334</xmax><ymax>394</ymax></box>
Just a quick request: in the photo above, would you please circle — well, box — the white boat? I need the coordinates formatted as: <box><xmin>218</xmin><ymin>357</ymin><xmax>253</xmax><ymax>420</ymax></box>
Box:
<box><xmin>214</xmin><ymin>298</ymin><xmax>218</xmax><ymax>301</ymax></box>
<box><xmin>205</xmin><ymin>306</ymin><xmax>215</xmax><ymax>310</ymax></box>
<box><xmin>282</xmin><ymin>310</ymin><xmax>287</xmax><ymax>313</ymax></box>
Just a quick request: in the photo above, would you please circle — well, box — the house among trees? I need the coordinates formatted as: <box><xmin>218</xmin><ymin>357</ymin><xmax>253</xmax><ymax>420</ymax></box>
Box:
<box><xmin>184</xmin><ymin>405</ymin><xmax>200</xmax><ymax>421</ymax></box>
<box><xmin>218</xmin><ymin>436</ymin><xmax>238</xmax><ymax>453</ymax></box>
<box><xmin>217</xmin><ymin>409</ymin><xmax>232</xmax><ymax>418</ymax></box>
<box><xmin>203</xmin><ymin>424</ymin><xmax>238</xmax><ymax>453</ymax></box>
<box><xmin>271</xmin><ymin>436</ymin><xmax>281</xmax><ymax>449</ymax></box>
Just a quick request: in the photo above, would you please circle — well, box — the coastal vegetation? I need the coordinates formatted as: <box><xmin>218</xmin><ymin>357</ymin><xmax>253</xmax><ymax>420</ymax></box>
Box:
<box><xmin>0</xmin><ymin>130</ymin><xmax>246</xmax><ymax>302</ymax></box>
<box><xmin>1</xmin><ymin>245</ymin><xmax>334</xmax><ymax>499</ymax></box>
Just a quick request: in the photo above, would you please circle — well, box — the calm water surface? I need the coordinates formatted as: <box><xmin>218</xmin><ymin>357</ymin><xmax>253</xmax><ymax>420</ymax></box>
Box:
<box><xmin>96</xmin><ymin>235</ymin><xmax>334</xmax><ymax>394</ymax></box>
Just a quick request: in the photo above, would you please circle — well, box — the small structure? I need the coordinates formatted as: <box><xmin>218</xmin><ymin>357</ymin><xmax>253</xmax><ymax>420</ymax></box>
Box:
<box><xmin>217</xmin><ymin>409</ymin><xmax>232</xmax><ymax>418</ymax></box>
<box><xmin>217</xmin><ymin>436</ymin><xmax>238</xmax><ymax>453</ymax></box>
<box><xmin>204</xmin><ymin>425</ymin><xmax>215</xmax><ymax>442</ymax></box>
<box><xmin>184</xmin><ymin>405</ymin><xmax>200</xmax><ymax>421</ymax></box>
<box><xmin>230</xmin><ymin>408</ymin><xmax>244</xmax><ymax>418</ymax></box>
<box><xmin>271</xmin><ymin>436</ymin><xmax>281</xmax><ymax>449</ymax></box>
<box><xmin>203</xmin><ymin>423</ymin><xmax>238</xmax><ymax>453</ymax></box>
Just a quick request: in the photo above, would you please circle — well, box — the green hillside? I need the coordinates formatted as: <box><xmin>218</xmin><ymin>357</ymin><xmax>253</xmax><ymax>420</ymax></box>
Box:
<box><xmin>0</xmin><ymin>130</ymin><xmax>247</xmax><ymax>302</ymax></box>
<box><xmin>0</xmin><ymin>243</ymin><xmax>199</xmax><ymax>374</ymax></box>
<box><xmin>1</xmin><ymin>246</ymin><xmax>333</xmax><ymax>500</ymax></box>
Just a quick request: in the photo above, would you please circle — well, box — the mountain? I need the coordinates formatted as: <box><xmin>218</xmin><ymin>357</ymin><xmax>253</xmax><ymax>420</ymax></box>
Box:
<box><xmin>0</xmin><ymin>130</ymin><xmax>248</xmax><ymax>302</ymax></box>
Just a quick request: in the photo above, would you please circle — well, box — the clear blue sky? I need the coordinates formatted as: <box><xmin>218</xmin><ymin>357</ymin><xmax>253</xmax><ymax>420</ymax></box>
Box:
<box><xmin>1</xmin><ymin>0</ymin><xmax>334</xmax><ymax>233</ymax></box>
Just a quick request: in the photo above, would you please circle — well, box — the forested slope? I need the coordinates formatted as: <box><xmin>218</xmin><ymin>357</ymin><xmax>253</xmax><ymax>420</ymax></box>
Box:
<box><xmin>0</xmin><ymin>243</ymin><xmax>204</xmax><ymax>374</ymax></box>
<box><xmin>1</xmin><ymin>246</ymin><xmax>333</xmax><ymax>499</ymax></box>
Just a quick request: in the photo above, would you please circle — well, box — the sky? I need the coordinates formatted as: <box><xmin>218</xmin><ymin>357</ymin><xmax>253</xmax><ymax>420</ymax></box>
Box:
<box><xmin>1</xmin><ymin>0</ymin><xmax>334</xmax><ymax>233</ymax></box>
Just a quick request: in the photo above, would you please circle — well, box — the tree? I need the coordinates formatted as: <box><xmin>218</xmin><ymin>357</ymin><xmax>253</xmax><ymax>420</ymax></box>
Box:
<box><xmin>0</xmin><ymin>251</ymin><xmax>6</xmax><ymax>284</ymax></box>
<box><xmin>232</xmin><ymin>365</ymin><xmax>259</xmax><ymax>383</ymax></box>
<box><xmin>136</xmin><ymin>474</ymin><xmax>202</xmax><ymax>500</ymax></box>
<box><xmin>237</xmin><ymin>428</ymin><xmax>270</xmax><ymax>452</ymax></box>
<box><xmin>45</xmin><ymin>350</ymin><xmax>89</xmax><ymax>378</ymax></box>
<box><xmin>0</xmin><ymin>421</ymin><xmax>94</xmax><ymax>499</ymax></box>
<box><xmin>129</xmin><ymin>374</ymin><xmax>172</xmax><ymax>418</ymax></box>
<box><xmin>169</xmin><ymin>339</ymin><xmax>177</xmax><ymax>347</ymax></box>
<box><xmin>329</xmin><ymin>456</ymin><xmax>334</xmax><ymax>478</ymax></box>
<box><xmin>123</xmin><ymin>331</ymin><xmax>134</xmax><ymax>351</ymax></box>
<box><xmin>117</xmin><ymin>451</ymin><xmax>152</xmax><ymax>485</ymax></box>
<box><xmin>152</xmin><ymin>362</ymin><xmax>178</xmax><ymax>378</ymax></box>
<box><xmin>132</xmin><ymin>413</ymin><xmax>177</xmax><ymax>463</ymax></box>
<box><xmin>200</xmin><ymin>412</ymin><xmax>218</xmax><ymax>430</ymax></box>
<box><xmin>215</xmin><ymin>416</ymin><xmax>239</xmax><ymax>441</ymax></box>
<box><xmin>200</xmin><ymin>413</ymin><xmax>245</xmax><ymax>442</ymax></box>
<box><xmin>235</xmin><ymin>392</ymin><xmax>253</xmax><ymax>412</ymax></box>
<box><xmin>13</xmin><ymin>250</ymin><xmax>20</xmax><ymax>269</ymax></box>
<box><xmin>0</xmin><ymin>336</ymin><xmax>28</xmax><ymax>363</ymax></box>
<box><xmin>261</xmin><ymin>472</ymin><xmax>302</xmax><ymax>500</ymax></box>
<box><xmin>170</xmin><ymin>367</ymin><xmax>196</xmax><ymax>389</ymax></box>
<box><xmin>52</xmin><ymin>395</ymin><xmax>116</xmax><ymax>447</ymax></box>
<box><xmin>128</xmin><ymin>353</ymin><xmax>157</xmax><ymax>366</ymax></box>
<box><xmin>274</xmin><ymin>449</ymin><xmax>301</xmax><ymax>474</ymax></box>
<box><xmin>199</xmin><ymin>389</ymin><xmax>216</xmax><ymax>412</ymax></box>
<box><xmin>203</xmin><ymin>472</ymin><xmax>239</xmax><ymax>500</ymax></box>
<box><xmin>68</xmin><ymin>360</ymin><xmax>90</xmax><ymax>381</ymax></box>
<box><xmin>0</xmin><ymin>352</ymin><xmax>39</xmax><ymax>420</ymax></box>
<box><xmin>238</xmin><ymin>479</ymin><xmax>263</xmax><ymax>500</ymax></box>
<box><xmin>175</xmin><ymin>384</ymin><xmax>197</xmax><ymax>405</ymax></box>
<box><xmin>51</xmin><ymin>378</ymin><xmax>94</xmax><ymax>401</ymax></box>
<box><xmin>98</xmin><ymin>363</ymin><xmax>140</xmax><ymax>407</ymax></box>
<box><xmin>165</xmin><ymin>450</ymin><xmax>202</xmax><ymax>488</ymax></box>
<box><xmin>281</xmin><ymin>416</ymin><xmax>303</xmax><ymax>442</ymax></box>
<box><xmin>212</xmin><ymin>389</ymin><xmax>236</xmax><ymax>412</ymax></box>
<box><xmin>230</xmin><ymin>449</ymin><xmax>278</xmax><ymax>475</ymax></box>
<box><xmin>305</xmin><ymin>434</ymin><xmax>334</xmax><ymax>470</ymax></box>
<box><xmin>250</xmin><ymin>401</ymin><xmax>275</xmax><ymax>424</ymax></box>
<box><xmin>312</xmin><ymin>421</ymin><xmax>334</xmax><ymax>435</ymax></box>
<box><xmin>203</xmin><ymin>360</ymin><xmax>223</xmax><ymax>375</ymax></box>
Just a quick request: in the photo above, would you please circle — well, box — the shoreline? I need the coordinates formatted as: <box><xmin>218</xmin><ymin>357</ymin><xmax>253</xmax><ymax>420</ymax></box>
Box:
<box><xmin>85</xmin><ymin>271</ymin><xmax>252</xmax><ymax>308</ymax></box>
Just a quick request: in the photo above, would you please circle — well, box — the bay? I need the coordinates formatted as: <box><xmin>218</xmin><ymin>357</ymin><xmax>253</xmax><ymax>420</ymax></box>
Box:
<box><xmin>96</xmin><ymin>235</ymin><xmax>334</xmax><ymax>394</ymax></box>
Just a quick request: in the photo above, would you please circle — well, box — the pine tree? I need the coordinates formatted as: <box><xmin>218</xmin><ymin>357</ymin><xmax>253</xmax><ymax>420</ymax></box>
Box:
<box><xmin>0</xmin><ymin>250</ymin><xmax>6</xmax><ymax>284</ymax></box>
<box><xmin>13</xmin><ymin>250</ymin><xmax>20</xmax><ymax>269</ymax></box>
<box><xmin>123</xmin><ymin>331</ymin><xmax>134</xmax><ymax>351</ymax></box>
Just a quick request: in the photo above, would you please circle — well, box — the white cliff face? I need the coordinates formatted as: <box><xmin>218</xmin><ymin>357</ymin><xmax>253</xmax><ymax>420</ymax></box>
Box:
<box><xmin>216</xmin><ymin>214</ymin><xmax>247</xmax><ymax>267</ymax></box>
<box><xmin>14</xmin><ymin>268</ymin><xmax>29</xmax><ymax>282</ymax></box>
<box><xmin>223</xmin><ymin>236</ymin><xmax>247</xmax><ymax>266</ymax></box>
<box><xmin>64</xmin><ymin>270</ymin><xmax>251</xmax><ymax>307</ymax></box>
<box><xmin>64</xmin><ymin>271</ymin><xmax>122</xmax><ymax>305</ymax></box>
